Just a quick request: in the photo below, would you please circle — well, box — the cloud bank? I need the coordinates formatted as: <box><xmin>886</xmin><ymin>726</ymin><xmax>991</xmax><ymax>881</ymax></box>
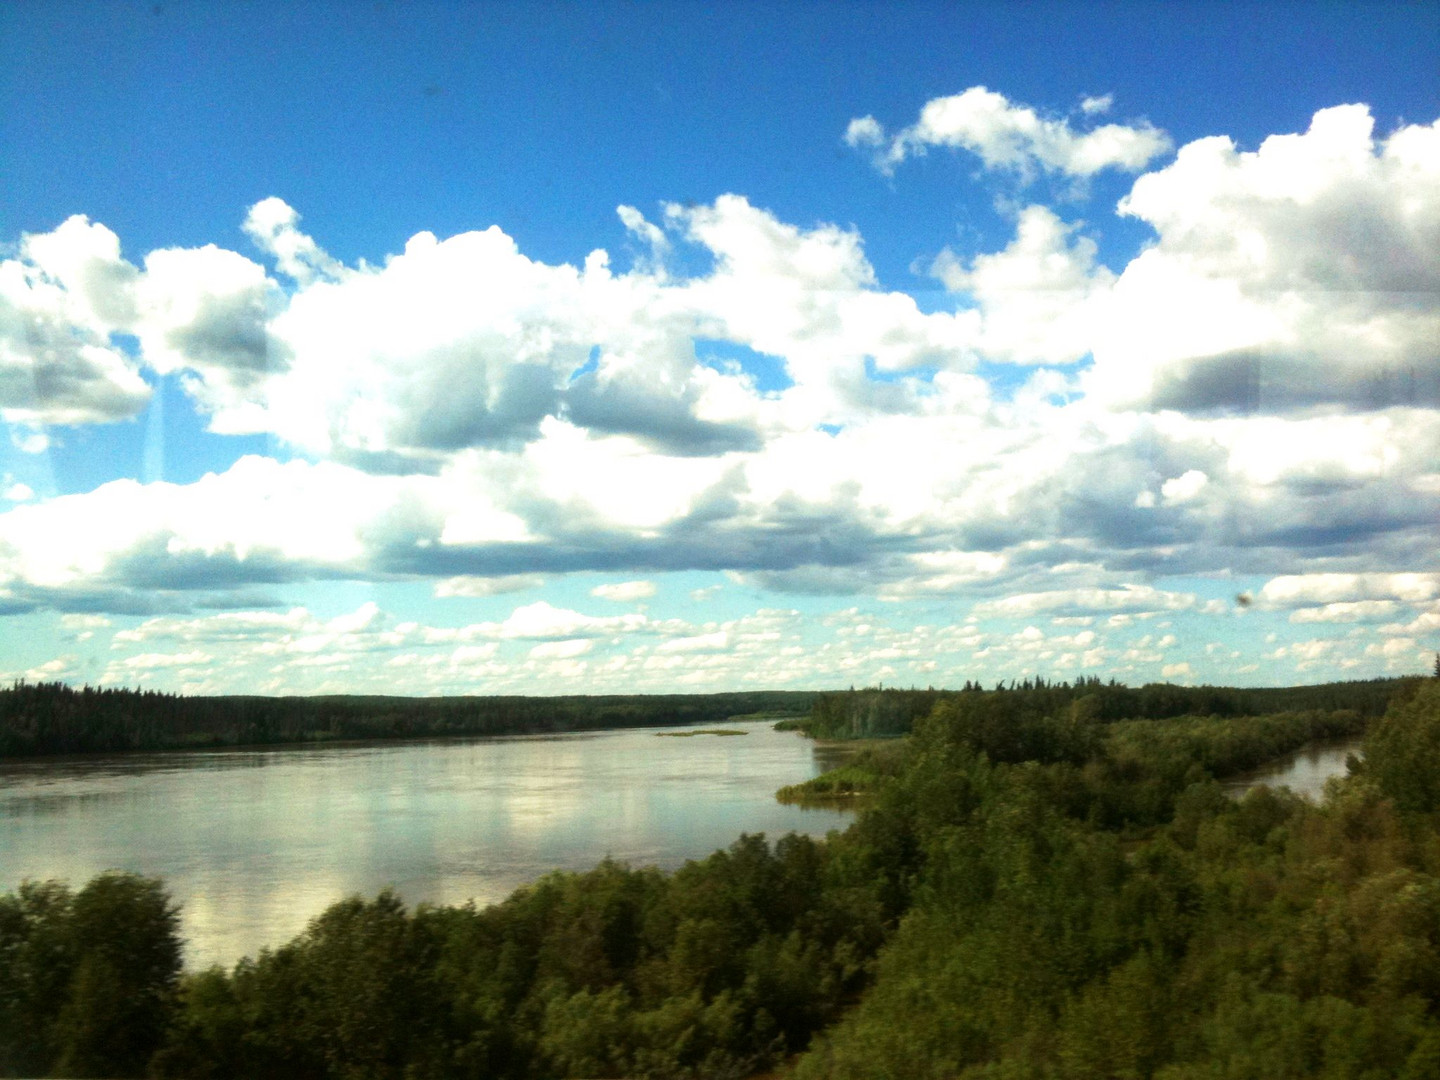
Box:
<box><xmin>2</xmin><ymin>94</ymin><xmax>1437</xmax><ymax>690</ymax></box>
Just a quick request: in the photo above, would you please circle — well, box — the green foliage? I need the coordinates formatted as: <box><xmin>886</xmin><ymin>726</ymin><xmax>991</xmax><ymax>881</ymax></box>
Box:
<box><xmin>0</xmin><ymin>873</ymin><xmax>181</xmax><ymax>1078</ymax></box>
<box><xmin>921</xmin><ymin>692</ymin><xmax>1103</xmax><ymax>765</ymax></box>
<box><xmin>776</xmin><ymin>741</ymin><xmax>910</xmax><ymax>804</ymax></box>
<box><xmin>802</xmin><ymin>676</ymin><xmax>1416</xmax><ymax>741</ymax></box>
<box><xmin>790</xmin><ymin>692</ymin><xmax>1440</xmax><ymax>1079</ymax></box>
<box><xmin>1107</xmin><ymin>709</ymin><xmax>1366</xmax><ymax>779</ymax></box>
<box><xmin>806</xmin><ymin>689</ymin><xmax>944</xmax><ymax>739</ymax></box>
<box><xmin>8</xmin><ymin>679</ymin><xmax>1438</xmax><ymax>1078</ymax></box>
<box><xmin>1363</xmin><ymin>679</ymin><xmax>1440</xmax><ymax>812</ymax></box>
<box><xmin>144</xmin><ymin>835</ymin><xmax>884</xmax><ymax>1080</ymax></box>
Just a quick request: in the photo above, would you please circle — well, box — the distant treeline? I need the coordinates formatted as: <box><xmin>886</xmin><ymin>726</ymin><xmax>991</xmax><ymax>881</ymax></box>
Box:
<box><xmin>0</xmin><ymin>682</ymin><xmax>816</xmax><ymax>758</ymax></box>
<box><xmin>5</xmin><ymin>678</ymin><xmax>1439</xmax><ymax>1077</ymax></box>
<box><xmin>3</xmin><ymin>676</ymin><xmax>1419</xmax><ymax>759</ymax></box>
<box><xmin>803</xmin><ymin>675</ymin><xmax>1419</xmax><ymax>739</ymax></box>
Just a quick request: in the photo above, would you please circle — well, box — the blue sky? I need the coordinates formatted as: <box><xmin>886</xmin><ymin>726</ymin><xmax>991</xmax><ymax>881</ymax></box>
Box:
<box><xmin>2</xmin><ymin>0</ymin><xmax>1437</xmax><ymax>695</ymax></box>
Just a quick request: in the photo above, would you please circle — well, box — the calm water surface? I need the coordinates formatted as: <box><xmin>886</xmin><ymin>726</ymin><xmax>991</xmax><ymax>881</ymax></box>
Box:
<box><xmin>1221</xmin><ymin>738</ymin><xmax>1363</xmax><ymax>801</ymax></box>
<box><xmin>0</xmin><ymin>721</ymin><xmax>851</xmax><ymax>968</ymax></box>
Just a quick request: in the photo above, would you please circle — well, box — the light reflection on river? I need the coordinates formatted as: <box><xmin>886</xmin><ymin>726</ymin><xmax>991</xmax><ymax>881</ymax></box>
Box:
<box><xmin>0</xmin><ymin>721</ymin><xmax>851</xmax><ymax>969</ymax></box>
<box><xmin>1221</xmin><ymin>738</ymin><xmax>1363</xmax><ymax>801</ymax></box>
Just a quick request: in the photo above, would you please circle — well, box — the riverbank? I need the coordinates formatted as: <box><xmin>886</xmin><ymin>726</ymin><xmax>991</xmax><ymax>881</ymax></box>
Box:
<box><xmin>775</xmin><ymin>738</ymin><xmax>908</xmax><ymax>805</ymax></box>
<box><xmin>0</xmin><ymin>681</ymin><xmax>816</xmax><ymax>759</ymax></box>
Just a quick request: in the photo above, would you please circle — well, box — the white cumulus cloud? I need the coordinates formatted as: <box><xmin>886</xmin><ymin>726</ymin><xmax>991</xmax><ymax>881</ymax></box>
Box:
<box><xmin>849</xmin><ymin>86</ymin><xmax>1171</xmax><ymax>180</ymax></box>
<box><xmin>0</xmin><ymin>216</ymin><xmax>150</xmax><ymax>425</ymax></box>
<box><xmin>591</xmin><ymin>580</ymin><xmax>657</xmax><ymax>602</ymax></box>
<box><xmin>1086</xmin><ymin>105</ymin><xmax>1440</xmax><ymax>414</ymax></box>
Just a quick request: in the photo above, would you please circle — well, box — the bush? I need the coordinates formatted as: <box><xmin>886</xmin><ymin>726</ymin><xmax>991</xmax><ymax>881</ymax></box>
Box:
<box><xmin>0</xmin><ymin>872</ymin><xmax>181</xmax><ymax>1078</ymax></box>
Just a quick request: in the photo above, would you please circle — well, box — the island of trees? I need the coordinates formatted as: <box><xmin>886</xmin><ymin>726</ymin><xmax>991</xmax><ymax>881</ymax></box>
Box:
<box><xmin>2</xmin><ymin>673</ymin><xmax>1438</xmax><ymax>1078</ymax></box>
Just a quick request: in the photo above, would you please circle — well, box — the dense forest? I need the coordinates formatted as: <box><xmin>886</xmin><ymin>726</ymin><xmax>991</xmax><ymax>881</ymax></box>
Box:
<box><xmin>1</xmin><ymin>675</ymin><xmax>1405</xmax><ymax>759</ymax></box>
<box><xmin>3</xmin><ymin>674</ymin><xmax>1438</xmax><ymax>1077</ymax></box>
<box><xmin>0</xmin><ymin>682</ymin><xmax>816</xmax><ymax>757</ymax></box>
<box><xmin>802</xmin><ymin>676</ymin><xmax>1412</xmax><ymax>740</ymax></box>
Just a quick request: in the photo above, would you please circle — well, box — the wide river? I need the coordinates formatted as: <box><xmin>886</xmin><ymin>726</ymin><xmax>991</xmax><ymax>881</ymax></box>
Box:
<box><xmin>0</xmin><ymin>720</ymin><xmax>853</xmax><ymax>969</ymax></box>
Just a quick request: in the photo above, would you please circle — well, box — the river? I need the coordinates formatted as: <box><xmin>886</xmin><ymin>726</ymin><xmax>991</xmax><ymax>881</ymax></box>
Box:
<box><xmin>0</xmin><ymin>720</ymin><xmax>852</xmax><ymax>969</ymax></box>
<box><xmin>1220</xmin><ymin>737</ymin><xmax>1363</xmax><ymax>801</ymax></box>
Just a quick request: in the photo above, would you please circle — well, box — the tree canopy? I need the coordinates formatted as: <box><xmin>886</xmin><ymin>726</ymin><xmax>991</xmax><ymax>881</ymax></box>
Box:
<box><xmin>4</xmin><ymin>675</ymin><xmax>1438</xmax><ymax>1077</ymax></box>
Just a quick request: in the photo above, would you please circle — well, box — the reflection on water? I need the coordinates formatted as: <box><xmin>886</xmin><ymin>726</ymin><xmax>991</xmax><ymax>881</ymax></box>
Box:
<box><xmin>1221</xmin><ymin>738</ymin><xmax>1363</xmax><ymax>802</ymax></box>
<box><xmin>0</xmin><ymin>722</ymin><xmax>851</xmax><ymax>969</ymax></box>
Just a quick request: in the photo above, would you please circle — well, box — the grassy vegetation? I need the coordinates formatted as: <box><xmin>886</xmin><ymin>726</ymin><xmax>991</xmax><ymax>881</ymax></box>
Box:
<box><xmin>776</xmin><ymin>740</ymin><xmax>910</xmax><ymax>805</ymax></box>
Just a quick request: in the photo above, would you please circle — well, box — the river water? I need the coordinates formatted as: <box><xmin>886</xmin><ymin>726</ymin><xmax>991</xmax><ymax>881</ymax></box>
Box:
<box><xmin>1220</xmin><ymin>737</ymin><xmax>1363</xmax><ymax>801</ymax></box>
<box><xmin>0</xmin><ymin>721</ymin><xmax>852</xmax><ymax>969</ymax></box>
